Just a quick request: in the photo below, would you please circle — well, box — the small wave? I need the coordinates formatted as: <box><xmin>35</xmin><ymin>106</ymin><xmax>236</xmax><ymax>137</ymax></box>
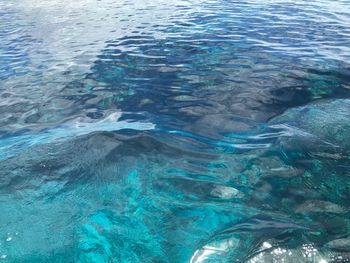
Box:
<box><xmin>0</xmin><ymin>112</ymin><xmax>155</xmax><ymax>159</ymax></box>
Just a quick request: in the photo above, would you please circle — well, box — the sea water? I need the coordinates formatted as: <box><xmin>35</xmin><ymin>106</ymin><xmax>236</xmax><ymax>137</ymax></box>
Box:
<box><xmin>1</xmin><ymin>0</ymin><xmax>350</xmax><ymax>262</ymax></box>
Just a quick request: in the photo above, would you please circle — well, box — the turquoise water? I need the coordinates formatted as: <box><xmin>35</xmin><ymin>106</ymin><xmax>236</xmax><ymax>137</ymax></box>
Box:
<box><xmin>1</xmin><ymin>0</ymin><xmax>350</xmax><ymax>262</ymax></box>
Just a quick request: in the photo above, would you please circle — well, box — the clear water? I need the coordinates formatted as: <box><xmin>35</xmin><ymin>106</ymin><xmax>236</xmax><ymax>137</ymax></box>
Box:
<box><xmin>1</xmin><ymin>0</ymin><xmax>350</xmax><ymax>262</ymax></box>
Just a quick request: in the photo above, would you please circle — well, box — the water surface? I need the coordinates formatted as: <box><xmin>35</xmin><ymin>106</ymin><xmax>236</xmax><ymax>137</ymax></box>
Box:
<box><xmin>1</xmin><ymin>0</ymin><xmax>350</xmax><ymax>262</ymax></box>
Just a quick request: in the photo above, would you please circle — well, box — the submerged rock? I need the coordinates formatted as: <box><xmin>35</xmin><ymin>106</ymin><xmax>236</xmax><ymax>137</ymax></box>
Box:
<box><xmin>270</xmin><ymin>99</ymin><xmax>350</xmax><ymax>150</ymax></box>
<box><xmin>190</xmin><ymin>217</ymin><xmax>309</xmax><ymax>263</ymax></box>
<box><xmin>325</xmin><ymin>237</ymin><xmax>350</xmax><ymax>252</ymax></box>
<box><xmin>295</xmin><ymin>200</ymin><xmax>348</xmax><ymax>214</ymax></box>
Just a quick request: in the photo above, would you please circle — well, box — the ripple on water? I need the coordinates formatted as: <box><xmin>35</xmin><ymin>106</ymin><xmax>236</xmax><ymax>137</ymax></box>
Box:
<box><xmin>1</xmin><ymin>0</ymin><xmax>350</xmax><ymax>261</ymax></box>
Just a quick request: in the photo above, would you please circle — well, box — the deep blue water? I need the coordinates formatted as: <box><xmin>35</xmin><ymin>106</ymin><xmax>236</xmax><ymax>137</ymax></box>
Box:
<box><xmin>1</xmin><ymin>0</ymin><xmax>350</xmax><ymax>262</ymax></box>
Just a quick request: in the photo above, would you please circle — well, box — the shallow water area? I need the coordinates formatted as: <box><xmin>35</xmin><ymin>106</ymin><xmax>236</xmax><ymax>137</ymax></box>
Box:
<box><xmin>1</xmin><ymin>0</ymin><xmax>350</xmax><ymax>262</ymax></box>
